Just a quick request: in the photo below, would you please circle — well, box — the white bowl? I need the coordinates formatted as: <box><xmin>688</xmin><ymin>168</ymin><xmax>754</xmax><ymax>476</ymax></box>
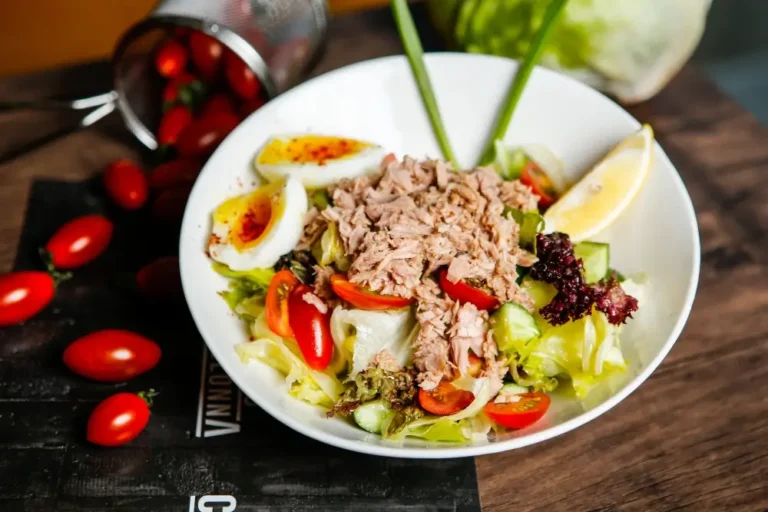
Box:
<box><xmin>180</xmin><ymin>53</ymin><xmax>699</xmax><ymax>459</ymax></box>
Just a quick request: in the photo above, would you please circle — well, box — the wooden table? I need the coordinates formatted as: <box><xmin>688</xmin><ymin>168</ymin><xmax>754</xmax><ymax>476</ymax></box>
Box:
<box><xmin>1</xmin><ymin>7</ymin><xmax>767</xmax><ymax>512</ymax></box>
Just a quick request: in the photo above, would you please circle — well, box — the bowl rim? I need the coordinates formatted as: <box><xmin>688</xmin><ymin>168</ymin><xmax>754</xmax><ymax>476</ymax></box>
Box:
<box><xmin>179</xmin><ymin>52</ymin><xmax>701</xmax><ymax>459</ymax></box>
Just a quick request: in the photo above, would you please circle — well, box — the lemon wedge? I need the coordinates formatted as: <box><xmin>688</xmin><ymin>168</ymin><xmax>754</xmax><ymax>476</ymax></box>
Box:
<box><xmin>544</xmin><ymin>125</ymin><xmax>654</xmax><ymax>242</ymax></box>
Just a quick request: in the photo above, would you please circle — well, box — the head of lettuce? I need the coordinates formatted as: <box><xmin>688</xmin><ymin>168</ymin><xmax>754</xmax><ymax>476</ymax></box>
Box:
<box><xmin>428</xmin><ymin>0</ymin><xmax>712</xmax><ymax>104</ymax></box>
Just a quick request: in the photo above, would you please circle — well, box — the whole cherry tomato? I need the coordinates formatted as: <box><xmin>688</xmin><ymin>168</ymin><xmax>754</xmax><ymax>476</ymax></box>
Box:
<box><xmin>103</xmin><ymin>160</ymin><xmax>148</xmax><ymax>210</ymax></box>
<box><xmin>154</xmin><ymin>40</ymin><xmax>188</xmax><ymax>78</ymax></box>
<box><xmin>87</xmin><ymin>390</ymin><xmax>156</xmax><ymax>446</ymax></box>
<box><xmin>151</xmin><ymin>185</ymin><xmax>192</xmax><ymax>227</ymax></box>
<box><xmin>287</xmin><ymin>283</ymin><xmax>333</xmax><ymax>370</ymax></box>
<box><xmin>199</xmin><ymin>93</ymin><xmax>236</xmax><ymax>120</ymax></box>
<box><xmin>238</xmin><ymin>95</ymin><xmax>266</xmax><ymax>120</ymax></box>
<box><xmin>224</xmin><ymin>51</ymin><xmax>262</xmax><ymax>100</ymax></box>
<box><xmin>149</xmin><ymin>159</ymin><xmax>202</xmax><ymax>190</ymax></box>
<box><xmin>63</xmin><ymin>330</ymin><xmax>161</xmax><ymax>382</ymax></box>
<box><xmin>158</xmin><ymin>105</ymin><xmax>193</xmax><ymax>146</ymax></box>
<box><xmin>175</xmin><ymin>113</ymin><xmax>239</xmax><ymax>158</ymax></box>
<box><xmin>0</xmin><ymin>271</ymin><xmax>57</xmax><ymax>327</ymax></box>
<box><xmin>45</xmin><ymin>215</ymin><xmax>113</xmax><ymax>269</ymax></box>
<box><xmin>162</xmin><ymin>72</ymin><xmax>201</xmax><ymax>108</ymax></box>
<box><xmin>189</xmin><ymin>31</ymin><xmax>224</xmax><ymax>82</ymax></box>
<box><xmin>136</xmin><ymin>256</ymin><xmax>182</xmax><ymax>304</ymax></box>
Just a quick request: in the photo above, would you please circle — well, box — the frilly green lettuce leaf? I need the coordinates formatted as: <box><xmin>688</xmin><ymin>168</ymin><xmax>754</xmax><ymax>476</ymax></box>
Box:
<box><xmin>312</xmin><ymin>222</ymin><xmax>350</xmax><ymax>271</ymax></box>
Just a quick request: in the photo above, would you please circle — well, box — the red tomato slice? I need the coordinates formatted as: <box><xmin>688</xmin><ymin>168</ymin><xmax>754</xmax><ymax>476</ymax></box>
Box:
<box><xmin>329</xmin><ymin>274</ymin><xmax>411</xmax><ymax>310</ymax></box>
<box><xmin>224</xmin><ymin>50</ymin><xmax>262</xmax><ymax>100</ymax></box>
<box><xmin>87</xmin><ymin>391</ymin><xmax>155</xmax><ymax>447</ymax></box>
<box><xmin>136</xmin><ymin>257</ymin><xmax>182</xmax><ymax>304</ymax></box>
<box><xmin>175</xmin><ymin>112</ymin><xmax>240</xmax><ymax>158</ymax></box>
<box><xmin>158</xmin><ymin>105</ymin><xmax>193</xmax><ymax>146</ymax></box>
<box><xmin>199</xmin><ymin>93</ymin><xmax>236</xmax><ymax>120</ymax></box>
<box><xmin>45</xmin><ymin>215</ymin><xmax>113</xmax><ymax>269</ymax></box>
<box><xmin>266</xmin><ymin>269</ymin><xmax>298</xmax><ymax>338</ymax></box>
<box><xmin>149</xmin><ymin>159</ymin><xmax>202</xmax><ymax>190</ymax></box>
<box><xmin>103</xmin><ymin>160</ymin><xmax>148</xmax><ymax>210</ymax></box>
<box><xmin>154</xmin><ymin>40</ymin><xmax>188</xmax><ymax>78</ymax></box>
<box><xmin>418</xmin><ymin>380</ymin><xmax>475</xmax><ymax>416</ymax></box>
<box><xmin>63</xmin><ymin>330</ymin><xmax>161</xmax><ymax>382</ymax></box>
<box><xmin>520</xmin><ymin>162</ymin><xmax>557</xmax><ymax>209</ymax></box>
<box><xmin>287</xmin><ymin>284</ymin><xmax>334</xmax><ymax>370</ymax></box>
<box><xmin>0</xmin><ymin>271</ymin><xmax>56</xmax><ymax>327</ymax></box>
<box><xmin>483</xmin><ymin>392</ymin><xmax>551</xmax><ymax>429</ymax></box>
<box><xmin>438</xmin><ymin>269</ymin><xmax>499</xmax><ymax>311</ymax></box>
<box><xmin>188</xmin><ymin>31</ymin><xmax>223</xmax><ymax>82</ymax></box>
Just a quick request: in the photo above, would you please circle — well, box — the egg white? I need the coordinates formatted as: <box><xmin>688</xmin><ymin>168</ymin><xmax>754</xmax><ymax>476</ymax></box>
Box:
<box><xmin>209</xmin><ymin>177</ymin><xmax>308</xmax><ymax>270</ymax></box>
<box><xmin>254</xmin><ymin>134</ymin><xmax>387</xmax><ymax>188</ymax></box>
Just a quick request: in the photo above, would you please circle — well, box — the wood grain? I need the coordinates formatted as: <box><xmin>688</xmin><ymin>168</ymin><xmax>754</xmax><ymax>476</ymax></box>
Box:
<box><xmin>0</xmin><ymin>6</ymin><xmax>767</xmax><ymax>512</ymax></box>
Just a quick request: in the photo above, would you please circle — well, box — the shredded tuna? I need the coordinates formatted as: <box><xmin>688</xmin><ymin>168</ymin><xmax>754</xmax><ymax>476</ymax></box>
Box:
<box><xmin>447</xmin><ymin>302</ymin><xmax>486</xmax><ymax>375</ymax></box>
<box><xmin>301</xmin><ymin>292</ymin><xmax>328</xmax><ymax>315</ymax></box>
<box><xmin>369</xmin><ymin>350</ymin><xmax>402</xmax><ymax>372</ymax></box>
<box><xmin>297</xmin><ymin>207</ymin><xmax>327</xmax><ymax>250</ymax></box>
<box><xmin>312</xmin><ymin>265</ymin><xmax>340</xmax><ymax>308</ymax></box>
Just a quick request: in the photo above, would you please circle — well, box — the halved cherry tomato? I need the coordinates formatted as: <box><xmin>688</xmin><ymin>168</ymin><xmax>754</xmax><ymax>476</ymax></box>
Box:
<box><xmin>266</xmin><ymin>270</ymin><xmax>298</xmax><ymax>338</ymax></box>
<box><xmin>287</xmin><ymin>284</ymin><xmax>333</xmax><ymax>370</ymax></box>
<box><xmin>136</xmin><ymin>256</ymin><xmax>182</xmax><ymax>304</ymax></box>
<box><xmin>158</xmin><ymin>105</ymin><xmax>193</xmax><ymax>146</ymax></box>
<box><xmin>0</xmin><ymin>271</ymin><xmax>56</xmax><ymax>327</ymax></box>
<box><xmin>45</xmin><ymin>215</ymin><xmax>113</xmax><ymax>269</ymax></box>
<box><xmin>329</xmin><ymin>274</ymin><xmax>411</xmax><ymax>310</ymax></box>
<box><xmin>381</xmin><ymin>153</ymin><xmax>397</xmax><ymax>166</ymax></box>
<box><xmin>162</xmin><ymin>72</ymin><xmax>203</xmax><ymax>109</ymax></box>
<box><xmin>189</xmin><ymin>31</ymin><xmax>223</xmax><ymax>82</ymax></box>
<box><xmin>154</xmin><ymin>40</ymin><xmax>188</xmax><ymax>78</ymax></box>
<box><xmin>149</xmin><ymin>159</ymin><xmax>202</xmax><ymax>190</ymax></box>
<box><xmin>520</xmin><ymin>162</ymin><xmax>557</xmax><ymax>209</ymax></box>
<box><xmin>87</xmin><ymin>390</ymin><xmax>155</xmax><ymax>446</ymax></box>
<box><xmin>199</xmin><ymin>93</ymin><xmax>236</xmax><ymax>120</ymax></box>
<box><xmin>418</xmin><ymin>380</ymin><xmax>475</xmax><ymax>416</ymax></box>
<box><xmin>467</xmin><ymin>353</ymin><xmax>483</xmax><ymax>378</ymax></box>
<box><xmin>175</xmin><ymin>112</ymin><xmax>240</xmax><ymax>158</ymax></box>
<box><xmin>438</xmin><ymin>269</ymin><xmax>498</xmax><ymax>311</ymax></box>
<box><xmin>224</xmin><ymin>51</ymin><xmax>262</xmax><ymax>100</ymax></box>
<box><xmin>63</xmin><ymin>330</ymin><xmax>161</xmax><ymax>382</ymax></box>
<box><xmin>151</xmin><ymin>185</ymin><xmax>192</xmax><ymax>227</ymax></box>
<box><xmin>238</xmin><ymin>95</ymin><xmax>266</xmax><ymax>120</ymax></box>
<box><xmin>483</xmin><ymin>392</ymin><xmax>551</xmax><ymax>429</ymax></box>
<box><xmin>103</xmin><ymin>160</ymin><xmax>148</xmax><ymax>210</ymax></box>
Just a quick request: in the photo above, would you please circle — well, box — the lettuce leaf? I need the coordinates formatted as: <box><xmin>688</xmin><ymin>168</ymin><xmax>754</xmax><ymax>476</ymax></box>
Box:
<box><xmin>214</xmin><ymin>262</ymin><xmax>274</xmax><ymax>319</ymax></box>
<box><xmin>212</xmin><ymin>262</ymin><xmax>275</xmax><ymax>287</ymax></box>
<box><xmin>312</xmin><ymin>222</ymin><xmax>350</xmax><ymax>271</ymax></box>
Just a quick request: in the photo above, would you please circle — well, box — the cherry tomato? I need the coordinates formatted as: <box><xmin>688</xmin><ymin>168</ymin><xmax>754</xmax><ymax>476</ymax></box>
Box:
<box><xmin>45</xmin><ymin>215</ymin><xmax>113</xmax><ymax>269</ymax></box>
<box><xmin>154</xmin><ymin>40</ymin><xmax>188</xmax><ymax>78</ymax></box>
<box><xmin>266</xmin><ymin>269</ymin><xmax>298</xmax><ymax>338</ymax></box>
<box><xmin>151</xmin><ymin>185</ymin><xmax>192</xmax><ymax>227</ymax></box>
<box><xmin>238</xmin><ymin>95</ymin><xmax>266</xmax><ymax>120</ymax></box>
<box><xmin>381</xmin><ymin>153</ymin><xmax>397</xmax><ymax>166</ymax></box>
<box><xmin>439</xmin><ymin>269</ymin><xmax>499</xmax><ymax>311</ymax></box>
<box><xmin>200</xmin><ymin>93</ymin><xmax>236</xmax><ymax>120</ymax></box>
<box><xmin>287</xmin><ymin>284</ymin><xmax>333</xmax><ymax>370</ymax></box>
<box><xmin>483</xmin><ymin>392</ymin><xmax>551</xmax><ymax>429</ymax></box>
<box><xmin>189</xmin><ymin>31</ymin><xmax>224</xmax><ymax>82</ymax></box>
<box><xmin>87</xmin><ymin>390</ymin><xmax>155</xmax><ymax>447</ymax></box>
<box><xmin>63</xmin><ymin>330</ymin><xmax>161</xmax><ymax>382</ymax></box>
<box><xmin>149</xmin><ymin>159</ymin><xmax>202</xmax><ymax>190</ymax></box>
<box><xmin>136</xmin><ymin>256</ymin><xmax>182</xmax><ymax>304</ymax></box>
<box><xmin>103</xmin><ymin>160</ymin><xmax>148</xmax><ymax>210</ymax></box>
<box><xmin>0</xmin><ymin>271</ymin><xmax>56</xmax><ymax>327</ymax></box>
<box><xmin>158</xmin><ymin>105</ymin><xmax>193</xmax><ymax>146</ymax></box>
<box><xmin>224</xmin><ymin>51</ymin><xmax>262</xmax><ymax>100</ymax></box>
<box><xmin>418</xmin><ymin>380</ymin><xmax>475</xmax><ymax>416</ymax></box>
<box><xmin>329</xmin><ymin>274</ymin><xmax>412</xmax><ymax>310</ymax></box>
<box><xmin>162</xmin><ymin>72</ymin><xmax>200</xmax><ymax>108</ymax></box>
<box><xmin>467</xmin><ymin>353</ymin><xmax>483</xmax><ymax>378</ymax></box>
<box><xmin>175</xmin><ymin>113</ymin><xmax>240</xmax><ymax>158</ymax></box>
<box><xmin>520</xmin><ymin>162</ymin><xmax>557</xmax><ymax>209</ymax></box>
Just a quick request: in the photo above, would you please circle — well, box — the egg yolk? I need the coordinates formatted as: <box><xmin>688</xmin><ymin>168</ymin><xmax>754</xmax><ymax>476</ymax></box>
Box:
<box><xmin>258</xmin><ymin>135</ymin><xmax>370</xmax><ymax>166</ymax></box>
<box><xmin>214</xmin><ymin>182</ymin><xmax>286</xmax><ymax>251</ymax></box>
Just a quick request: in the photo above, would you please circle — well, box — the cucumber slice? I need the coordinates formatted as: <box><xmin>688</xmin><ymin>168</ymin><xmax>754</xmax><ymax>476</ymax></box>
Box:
<box><xmin>521</xmin><ymin>277</ymin><xmax>557</xmax><ymax>310</ymax></box>
<box><xmin>505</xmin><ymin>207</ymin><xmax>544</xmax><ymax>252</ymax></box>
<box><xmin>352</xmin><ymin>401</ymin><xmax>392</xmax><ymax>434</ymax></box>
<box><xmin>499</xmin><ymin>383</ymin><xmax>529</xmax><ymax>396</ymax></box>
<box><xmin>574</xmin><ymin>241</ymin><xmax>610</xmax><ymax>284</ymax></box>
<box><xmin>492</xmin><ymin>302</ymin><xmax>541</xmax><ymax>353</ymax></box>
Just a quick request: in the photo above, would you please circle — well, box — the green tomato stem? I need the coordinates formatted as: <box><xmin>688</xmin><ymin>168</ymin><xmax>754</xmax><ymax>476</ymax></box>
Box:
<box><xmin>392</xmin><ymin>0</ymin><xmax>459</xmax><ymax>167</ymax></box>
<box><xmin>477</xmin><ymin>0</ymin><xmax>570</xmax><ymax>166</ymax></box>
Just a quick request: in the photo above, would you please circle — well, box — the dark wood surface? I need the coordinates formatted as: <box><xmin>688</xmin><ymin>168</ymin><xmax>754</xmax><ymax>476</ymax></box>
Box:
<box><xmin>1</xmin><ymin>6</ymin><xmax>767</xmax><ymax>512</ymax></box>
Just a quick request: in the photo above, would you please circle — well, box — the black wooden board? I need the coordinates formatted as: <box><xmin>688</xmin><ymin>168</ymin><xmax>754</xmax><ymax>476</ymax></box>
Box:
<box><xmin>0</xmin><ymin>180</ymin><xmax>482</xmax><ymax>512</ymax></box>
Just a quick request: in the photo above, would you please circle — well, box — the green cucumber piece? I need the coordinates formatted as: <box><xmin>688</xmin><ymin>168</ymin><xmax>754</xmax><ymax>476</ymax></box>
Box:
<box><xmin>574</xmin><ymin>242</ymin><xmax>610</xmax><ymax>284</ymax></box>
<box><xmin>492</xmin><ymin>302</ymin><xmax>540</xmax><ymax>353</ymax></box>
<box><xmin>499</xmin><ymin>383</ymin><xmax>529</xmax><ymax>397</ymax></box>
<box><xmin>353</xmin><ymin>401</ymin><xmax>392</xmax><ymax>434</ymax></box>
<box><xmin>505</xmin><ymin>207</ymin><xmax>544</xmax><ymax>252</ymax></box>
<box><xmin>521</xmin><ymin>277</ymin><xmax>557</xmax><ymax>310</ymax></box>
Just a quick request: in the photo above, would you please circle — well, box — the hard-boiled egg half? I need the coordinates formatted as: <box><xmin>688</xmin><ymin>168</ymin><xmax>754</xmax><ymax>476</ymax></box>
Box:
<box><xmin>208</xmin><ymin>177</ymin><xmax>307</xmax><ymax>270</ymax></box>
<box><xmin>254</xmin><ymin>134</ymin><xmax>388</xmax><ymax>188</ymax></box>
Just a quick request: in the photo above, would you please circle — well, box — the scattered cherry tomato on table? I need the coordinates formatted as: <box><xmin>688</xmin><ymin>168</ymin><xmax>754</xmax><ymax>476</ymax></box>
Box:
<box><xmin>63</xmin><ymin>329</ymin><xmax>161</xmax><ymax>382</ymax></box>
<box><xmin>329</xmin><ymin>274</ymin><xmax>411</xmax><ymax>310</ymax></box>
<box><xmin>199</xmin><ymin>93</ymin><xmax>236</xmax><ymax>120</ymax></box>
<box><xmin>45</xmin><ymin>215</ymin><xmax>113</xmax><ymax>269</ymax></box>
<box><xmin>265</xmin><ymin>269</ymin><xmax>298</xmax><ymax>338</ymax></box>
<box><xmin>483</xmin><ymin>392</ymin><xmax>551</xmax><ymax>429</ymax></box>
<box><xmin>151</xmin><ymin>185</ymin><xmax>192</xmax><ymax>227</ymax></box>
<box><xmin>0</xmin><ymin>271</ymin><xmax>59</xmax><ymax>327</ymax></box>
<box><xmin>149</xmin><ymin>159</ymin><xmax>202</xmax><ymax>190</ymax></box>
<box><xmin>189</xmin><ymin>31</ymin><xmax>224</xmax><ymax>82</ymax></box>
<box><xmin>238</xmin><ymin>95</ymin><xmax>266</xmax><ymax>120</ymax></box>
<box><xmin>87</xmin><ymin>390</ymin><xmax>156</xmax><ymax>446</ymax></box>
<box><xmin>287</xmin><ymin>283</ymin><xmax>333</xmax><ymax>370</ymax></box>
<box><xmin>418</xmin><ymin>380</ymin><xmax>475</xmax><ymax>416</ymax></box>
<box><xmin>224</xmin><ymin>50</ymin><xmax>262</xmax><ymax>100</ymax></box>
<box><xmin>103</xmin><ymin>160</ymin><xmax>148</xmax><ymax>210</ymax></box>
<box><xmin>158</xmin><ymin>105</ymin><xmax>193</xmax><ymax>146</ymax></box>
<box><xmin>154</xmin><ymin>40</ymin><xmax>188</xmax><ymax>78</ymax></box>
<box><xmin>136</xmin><ymin>256</ymin><xmax>182</xmax><ymax>304</ymax></box>
<box><xmin>175</xmin><ymin>112</ymin><xmax>240</xmax><ymax>158</ymax></box>
<box><xmin>438</xmin><ymin>269</ymin><xmax>499</xmax><ymax>311</ymax></box>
